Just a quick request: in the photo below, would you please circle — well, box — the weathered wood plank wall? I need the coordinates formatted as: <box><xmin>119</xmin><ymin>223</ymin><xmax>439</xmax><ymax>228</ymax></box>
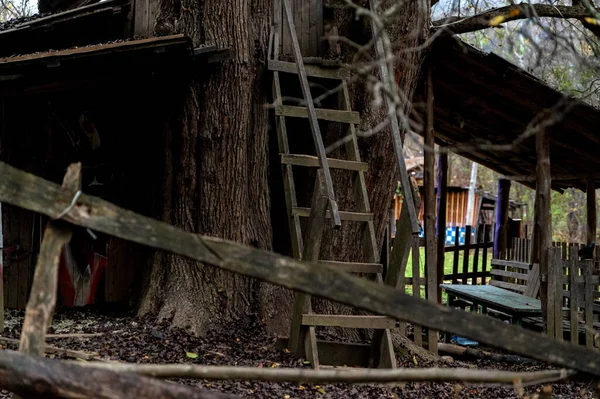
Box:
<box><xmin>274</xmin><ymin>0</ymin><xmax>323</xmax><ymax>57</ymax></box>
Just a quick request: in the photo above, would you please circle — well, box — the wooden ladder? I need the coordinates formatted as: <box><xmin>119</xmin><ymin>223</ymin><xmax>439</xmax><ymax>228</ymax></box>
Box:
<box><xmin>268</xmin><ymin>2</ymin><xmax>397</xmax><ymax>369</ymax></box>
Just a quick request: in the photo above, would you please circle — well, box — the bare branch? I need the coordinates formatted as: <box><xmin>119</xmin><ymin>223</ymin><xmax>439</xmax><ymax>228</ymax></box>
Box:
<box><xmin>432</xmin><ymin>3</ymin><xmax>600</xmax><ymax>36</ymax></box>
<box><xmin>70</xmin><ymin>361</ymin><xmax>574</xmax><ymax>386</ymax></box>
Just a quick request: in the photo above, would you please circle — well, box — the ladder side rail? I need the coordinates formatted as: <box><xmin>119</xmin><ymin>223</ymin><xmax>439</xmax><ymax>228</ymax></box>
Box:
<box><xmin>367</xmin><ymin>0</ymin><xmax>419</xmax><ymax>234</ymax></box>
<box><xmin>281</xmin><ymin>0</ymin><xmax>341</xmax><ymax>228</ymax></box>
<box><xmin>288</xmin><ymin>171</ymin><xmax>328</xmax><ymax>365</ymax></box>
<box><xmin>272</xmin><ymin>31</ymin><xmax>304</xmax><ymax>258</ymax></box>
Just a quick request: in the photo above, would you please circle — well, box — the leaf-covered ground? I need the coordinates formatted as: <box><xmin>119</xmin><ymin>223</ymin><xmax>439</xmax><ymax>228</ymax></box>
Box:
<box><xmin>0</xmin><ymin>308</ymin><xmax>595</xmax><ymax>398</ymax></box>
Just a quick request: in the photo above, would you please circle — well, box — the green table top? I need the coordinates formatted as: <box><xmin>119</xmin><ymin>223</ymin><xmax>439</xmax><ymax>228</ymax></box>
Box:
<box><xmin>440</xmin><ymin>284</ymin><xmax>542</xmax><ymax>315</ymax></box>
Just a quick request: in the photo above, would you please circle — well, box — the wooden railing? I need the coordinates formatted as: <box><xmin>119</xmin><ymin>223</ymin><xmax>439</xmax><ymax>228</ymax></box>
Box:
<box><xmin>400</xmin><ymin>224</ymin><xmax>494</xmax><ymax>294</ymax></box>
<box><xmin>0</xmin><ymin>161</ymin><xmax>598</xmax><ymax>379</ymax></box>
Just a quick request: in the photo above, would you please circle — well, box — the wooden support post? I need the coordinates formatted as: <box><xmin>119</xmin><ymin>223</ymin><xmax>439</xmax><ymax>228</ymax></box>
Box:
<box><xmin>436</xmin><ymin>152</ymin><xmax>448</xmax><ymax>302</ymax></box>
<box><xmin>0</xmin><ymin>200</ymin><xmax>3</xmax><ymax>332</ymax></box>
<box><xmin>549</xmin><ymin>248</ymin><xmax>563</xmax><ymax>341</ymax></box>
<box><xmin>411</xmin><ymin>238</ymin><xmax>423</xmax><ymax>347</ymax></box>
<box><xmin>493</xmin><ymin>179</ymin><xmax>511</xmax><ymax>259</ymax></box>
<box><xmin>586</xmin><ymin>177</ymin><xmax>596</xmax><ymax>246</ymax></box>
<box><xmin>386</xmin><ymin>178</ymin><xmax>421</xmax><ymax>289</ymax></box>
<box><xmin>424</xmin><ymin>67</ymin><xmax>438</xmax><ymax>355</ymax></box>
<box><xmin>568</xmin><ymin>246</ymin><xmax>579</xmax><ymax>346</ymax></box>
<box><xmin>19</xmin><ymin>163</ymin><xmax>80</xmax><ymax>357</ymax></box>
<box><xmin>289</xmin><ymin>171</ymin><xmax>327</xmax><ymax>367</ymax></box>
<box><xmin>534</xmin><ymin>129</ymin><xmax>552</xmax><ymax>336</ymax></box>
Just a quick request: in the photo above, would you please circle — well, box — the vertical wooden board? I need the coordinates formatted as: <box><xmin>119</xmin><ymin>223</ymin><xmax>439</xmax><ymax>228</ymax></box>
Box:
<box><xmin>315</xmin><ymin>0</ymin><xmax>323</xmax><ymax>56</ymax></box>
<box><xmin>411</xmin><ymin>238</ymin><xmax>423</xmax><ymax>347</ymax></box>
<box><xmin>546</xmin><ymin>248</ymin><xmax>556</xmax><ymax>339</ymax></box>
<box><xmin>134</xmin><ymin>0</ymin><xmax>150</xmax><ymax>37</ymax></box>
<box><xmin>273</xmin><ymin>0</ymin><xmax>283</xmax><ymax>57</ymax></box>
<box><xmin>462</xmin><ymin>226</ymin><xmax>471</xmax><ymax>284</ymax></box>
<box><xmin>553</xmin><ymin>249</ymin><xmax>563</xmax><ymax>341</ymax></box>
<box><xmin>584</xmin><ymin>261</ymin><xmax>594</xmax><ymax>349</ymax></box>
<box><xmin>293</xmin><ymin>0</ymin><xmax>302</xmax><ymax>56</ymax></box>
<box><xmin>452</xmin><ymin>228</ymin><xmax>459</xmax><ymax>284</ymax></box>
<box><xmin>386</xmin><ymin>200</ymin><xmax>417</xmax><ymax>289</ymax></box>
<box><xmin>436</xmin><ymin>153</ymin><xmax>448</xmax><ymax>297</ymax></box>
<box><xmin>482</xmin><ymin>225</ymin><xmax>490</xmax><ymax>284</ymax></box>
<box><xmin>16</xmin><ymin>210</ymin><xmax>33</xmax><ymax>310</ymax></box>
<box><xmin>473</xmin><ymin>227</ymin><xmax>480</xmax><ymax>284</ymax></box>
<box><xmin>300</xmin><ymin>0</ymin><xmax>310</xmax><ymax>55</ymax></box>
<box><xmin>281</xmin><ymin>0</ymin><xmax>292</xmax><ymax>56</ymax></box>
<box><xmin>424</xmin><ymin>69</ymin><xmax>437</xmax><ymax>355</ymax></box>
<box><xmin>308</xmin><ymin>0</ymin><xmax>317</xmax><ymax>55</ymax></box>
<box><xmin>148</xmin><ymin>0</ymin><xmax>159</xmax><ymax>36</ymax></box>
<box><xmin>305</xmin><ymin>326</ymin><xmax>319</xmax><ymax>369</ymax></box>
<box><xmin>568</xmin><ymin>247</ymin><xmax>579</xmax><ymax>345</ymax></box>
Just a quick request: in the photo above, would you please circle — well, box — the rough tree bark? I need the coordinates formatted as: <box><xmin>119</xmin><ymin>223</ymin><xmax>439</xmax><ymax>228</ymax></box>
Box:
<box><xmin>137</xmin><ymin>0</ymin><xmax>289</xmax><ymax>335</ymax></box>
<box><xmin>138</xmin><ymin>0</ymin><xmax>431</xmax><ymax>342</ymax></box>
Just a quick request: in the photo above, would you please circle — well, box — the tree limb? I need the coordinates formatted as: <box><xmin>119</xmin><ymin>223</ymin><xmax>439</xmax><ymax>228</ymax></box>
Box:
<box><xmin>431</xmin><ymin>3</ymin><xmax>600</xmax><ymax>37</ymax></box>
<box><xmin>69</xmin><ymin>361</ymin><xmax>573</xmax><ymax>385</ymax></box>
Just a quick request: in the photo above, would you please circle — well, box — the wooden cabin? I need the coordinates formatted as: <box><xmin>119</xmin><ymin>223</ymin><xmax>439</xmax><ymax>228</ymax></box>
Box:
<box><xmin>391</xmin><ymin>185</ymin><xmax>522</xmax><ymax>245</ymax></box>
<box><xmin>0</xmin><ymin>2</ymin><xmax>226</xmax><ymax>309</ymax></box>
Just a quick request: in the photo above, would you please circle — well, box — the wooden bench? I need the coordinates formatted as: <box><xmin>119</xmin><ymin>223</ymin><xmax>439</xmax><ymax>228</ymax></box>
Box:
<box><xmin>489</xmin><ymin>259</ymin><xmax>540</xmax><ymax>298</ymax></box>
<box><xmin>441</xmin><ymin>261</ymin><xmax>542</xmax><ymax>325</ymax></box>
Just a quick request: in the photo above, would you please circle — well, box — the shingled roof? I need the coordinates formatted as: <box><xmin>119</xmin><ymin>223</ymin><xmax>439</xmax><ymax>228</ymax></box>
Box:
<box><xmin>414</xmin><ymin>37</ymin><xmax>600</xmax><ymax>192</ymax></box>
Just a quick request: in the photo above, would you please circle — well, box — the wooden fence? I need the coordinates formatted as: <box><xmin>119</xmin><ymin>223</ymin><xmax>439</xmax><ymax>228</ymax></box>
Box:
<box><xmin>544</xmin><ymin>246</ymin><xmax>599</xmax><ymax>348</ymax></box>
<box><xmin>397</xmin><ymin>224</ymin><xmax>493</xmax><ymax>350</ymax></box>
<box><xmin>400</xmin><ymin>224</ymin><xmax>494</xmax><ymax>296</ymax></box>
<box><xmin>1</xmin><ymin>161</ymin><xmax>600</xmax><ymax>378</ymax></box>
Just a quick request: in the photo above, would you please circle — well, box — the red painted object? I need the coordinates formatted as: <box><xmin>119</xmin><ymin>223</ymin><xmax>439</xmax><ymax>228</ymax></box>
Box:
<box><xmin>57</xmin><ymin>236</ymin><xmax>107</xmax><ymax>307</ymax></box>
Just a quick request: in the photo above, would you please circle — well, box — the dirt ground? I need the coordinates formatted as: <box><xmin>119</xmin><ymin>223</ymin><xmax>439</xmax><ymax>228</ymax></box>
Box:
<box><xmin>0</xmin><ymin>308</ymin><xmax>595</xmax><ymax>398</ymax></box>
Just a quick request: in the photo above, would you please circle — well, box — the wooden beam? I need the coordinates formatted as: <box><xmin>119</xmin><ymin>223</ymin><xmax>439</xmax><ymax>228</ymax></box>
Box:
<box><xmin>586</xmin><ymin>177</ymin><xmax>596</xmax><ymax>245</ymax></box>
<box><xmin>424</xmin><ymin>67</ymin><xmax>438</xmax><ymax>355</ymax></box>
<box><xmin>493</xmin><ymin>179</ymin><xmax>511</xmax><ymax>259</ymax></box>
<box><xmin>386</xmin><ymin>177</ymin><xmax>421</xmax><ymax>289</ymax></box>
<box><xmin>289</xmin><ymin>171</ymin><xmax>327</xmax><ymax>364</ymax></box>
<box><xmin>301</xmin><ymin>315</ymin><xmax>398</xmax><ymax>329</ymax></box>
<box><xmin>0</xmin><ymin>350</ymin><xmax>233</xmax><ymax>399</ymax></box>
<box><xmin>275</xmin><ymin>105</ymin><xmax>360</xmax><ymax>124</ymax></box>
<box><xmin>1</xmin><ymin>161</ymin><xmax>600</xmax><ymax>375</ymax></box>
<box><xmin>436</xmin><ymin>152</ymin><xmax>448</xmax><ymax>303</ymax></box>
<box><xmin>19</xmin><ymin>164</ymin><xmax>80</xmax><ymax>357</ymax></box>
<box><xmin>503</xmin><ymin>173</ymin><xmax>600</xmax><ymax>182</ymax></box>
<box><xmin>535</xmin><ymin>129</ymin><xmax>552</xmax><ymax>336</ymax></box>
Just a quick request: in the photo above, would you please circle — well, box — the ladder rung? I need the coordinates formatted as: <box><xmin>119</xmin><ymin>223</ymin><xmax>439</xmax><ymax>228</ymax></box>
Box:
<box><xmin>302</xmin><ymin>315</ymin><xmax>398</xmax><ymax>329</ymax></box>
<box><xmin>276</xmin><ymin>105</ymin><xmax>360</xmax><ymax>124</ymax></box>
<box><xmin>318</xmin><ymin>261</ymin><xmax>383</xmax><ymax>274</ymax></box>
<box><xmin>268</xmin><ymin>59</ymin><xmax>350</xmax><ymax>80</ymax></box>
<box><xmin>281</xmin><ymin>154</ymin><xmax>368</xmax><ymax>172</ymax></box>
<box><xmin>292</xmin><ymin>207</ymin><xmax>373</xmax><ymax>222</ymax></box>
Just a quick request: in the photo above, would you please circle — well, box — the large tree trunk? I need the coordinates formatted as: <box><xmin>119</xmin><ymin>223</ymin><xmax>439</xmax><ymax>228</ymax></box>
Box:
<box><xmin>137</xmin><ymin>0</ymin><xmax>293</xmax><ymax>335</ymax></box>
<box><xmin>138</xmin><ymin>0</ymin><xmax>430</xmax><ymax>340</ymax></box>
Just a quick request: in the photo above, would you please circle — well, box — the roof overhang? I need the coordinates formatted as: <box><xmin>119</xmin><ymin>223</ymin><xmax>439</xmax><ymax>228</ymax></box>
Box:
<box><xmin>414</xmin><ymin>37</ymin><xmax>600</xmax><ymax>192</ymax></box>
<box><xmin>0</xmin><ymin>35</ymin><xmax>227</xmax><ymax>96</ymax></box>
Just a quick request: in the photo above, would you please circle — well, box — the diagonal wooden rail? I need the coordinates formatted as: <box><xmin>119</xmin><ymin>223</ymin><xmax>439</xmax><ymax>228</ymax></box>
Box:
<box><xmin>281</xmin><ymin>0</ymin><xmax>341</xmax><ymax>228</ymax></box>
<box><xmin>0</xmin><ymin>161</ymin><xmax>599</xmax><ymax>376</ymax></box>
<box><xmin>368</xmin><ymin>0</ymin><xmax>420</xmax><ymax>234</ymax></box>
